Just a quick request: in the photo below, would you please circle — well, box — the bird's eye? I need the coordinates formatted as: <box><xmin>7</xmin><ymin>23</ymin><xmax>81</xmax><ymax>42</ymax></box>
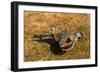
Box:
<box><xmin>78</xmin><ymin>37</ymin><xmax>81</xmax><ymax>40</ymax></box>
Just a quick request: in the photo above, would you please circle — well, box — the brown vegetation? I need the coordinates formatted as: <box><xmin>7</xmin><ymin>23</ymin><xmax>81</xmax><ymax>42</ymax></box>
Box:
<box><xmin>24</xmin><ymin>11</ymin><xmax>90</xmax><ymax>61</ymax></box>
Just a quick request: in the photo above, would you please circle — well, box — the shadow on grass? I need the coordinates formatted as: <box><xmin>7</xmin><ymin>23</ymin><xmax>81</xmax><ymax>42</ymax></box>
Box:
<box><xmin>33</xmin><ymin>38</ymin><xmax>65</xmax><ymax>55</ymax></box>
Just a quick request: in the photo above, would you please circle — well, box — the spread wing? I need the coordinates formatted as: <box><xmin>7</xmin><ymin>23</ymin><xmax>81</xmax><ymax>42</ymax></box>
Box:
<box><xmin>32</xmin><ymin>34</ymin><xmax>65</xmax><ymax>55</ymax></box>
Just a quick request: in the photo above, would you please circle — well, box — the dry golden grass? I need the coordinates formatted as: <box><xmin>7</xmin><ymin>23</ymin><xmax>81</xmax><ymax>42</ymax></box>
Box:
<box><xmin>24</xmin><ymin>11</ymin><xmax>90</xmax><ymax>61</ymax></box>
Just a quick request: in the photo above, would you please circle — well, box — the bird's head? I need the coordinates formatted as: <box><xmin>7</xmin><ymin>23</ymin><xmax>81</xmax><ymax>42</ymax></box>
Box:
<box><xmin>75</xmin><ymin>31</ymin><xmax>85</xmax><ymax>40</ymax></box>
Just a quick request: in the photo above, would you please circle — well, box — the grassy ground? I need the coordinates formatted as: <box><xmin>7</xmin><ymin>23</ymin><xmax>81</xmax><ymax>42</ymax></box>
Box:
<box><xmin>24</xmin><ymin>11</ymin><xmax>90</xmax><ymax>62</ymax></box>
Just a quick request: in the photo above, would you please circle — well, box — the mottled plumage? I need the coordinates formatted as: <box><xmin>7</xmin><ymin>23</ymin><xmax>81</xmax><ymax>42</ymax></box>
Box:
<box><xmin>32</xmin><ymin>31</ymin><xmax>85</xmax><ymax>55</ymax></box>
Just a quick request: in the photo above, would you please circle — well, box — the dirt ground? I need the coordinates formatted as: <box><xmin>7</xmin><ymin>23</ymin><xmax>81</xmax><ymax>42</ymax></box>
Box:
<box><xmin>24</xmin><ymin>11</ymin><xmax>90</xmax><ymax>62</ymax></box>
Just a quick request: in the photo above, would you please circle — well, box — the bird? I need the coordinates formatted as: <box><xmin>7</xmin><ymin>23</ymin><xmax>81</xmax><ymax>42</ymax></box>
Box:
<box><xmin>32</xmin><ymin>25</ymin><xmax>85</xmax><ymax>55</ymax></box>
